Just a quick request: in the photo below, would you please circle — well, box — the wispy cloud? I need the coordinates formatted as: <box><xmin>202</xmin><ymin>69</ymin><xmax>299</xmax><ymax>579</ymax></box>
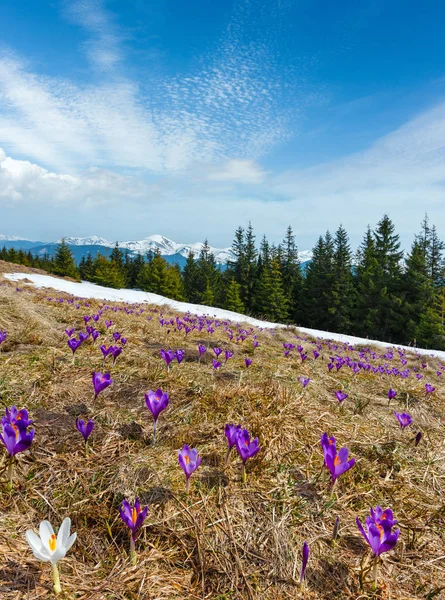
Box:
<box><xmin>0</xmin><ymin>0</ymin><xmax>302</xmax><ymax>177</ymax></box>
<box><xmin>63</xmin><ymin>0</ymin><xmax>124</xmax><ymax>71</ymax></box>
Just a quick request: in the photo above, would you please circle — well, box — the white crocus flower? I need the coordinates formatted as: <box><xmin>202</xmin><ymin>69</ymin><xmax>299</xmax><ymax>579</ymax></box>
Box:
<box><xmin>25</xmin><ymin>517</ymin><xmax>76</xmax><ymax>595</ymax></box>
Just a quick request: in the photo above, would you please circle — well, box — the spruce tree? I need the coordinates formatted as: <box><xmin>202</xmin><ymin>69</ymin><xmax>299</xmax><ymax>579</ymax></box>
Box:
<box><xmin>373</xmin><ymin>215</ymin><xmax>404</xmax><ymax>341</ymax></box>
<box><xmin>303</xmin><ymin>233</ymin><xmax>334</xmax><ymax>329</ymax></box>
<box><xmin>79</xmin><ymin>253</ymin><xmax>95</xmax><ymax>280</ymax></box>
<box><xmin>281</xmin><ymin>226</ymin><xmax>304</xmax><ymax>324</ymax></box>
<box><xmin>427</xmin><ymin>224</ymin><xmax>445</xmax><ymax>287</ymax></box>
<box><xmin>92</xmin><ymin>254</ymin><xmax>125</xmax><ymax>288</ymax></box>
<box><xmin>403</xmin><ymin>239</ymin><xmax>437</xmax><ymax>345</ymax></box>
<box><xmin>354</xmin><ymin>226</ymin><xmax>380</xmax><ymax>337</ymax></box>
<box><xmin>255</xmin><ymin>258</ymin><xmax>288</xmax><ymax>321</ymax></box>
<box><xmin>183</xmin><ymin>251</ymin><xmax>200</xmax><ymax>303</ymax></box>
<box><xmin>244</xmin><ymin>222</ymin><xmax>258</xmax><ymax>312</ymax></box>
<box><xmin>227</xmin><ymin>226</ymin><xmax>247</xmax><ymax>286</ymax></box>
<box><xmin>224</xmin><ymin>278</ymin><xmax>245</xmax><ymax>313</ymax></box>
<box><xmin>328</xmin><ymin>225</ymin><xmax>354</xmax><ymax>333</ymax></box>
<box><xmin>53</xmin><ymin>239</ymin><xmax>79</xmax><ymax>279</ymax></box>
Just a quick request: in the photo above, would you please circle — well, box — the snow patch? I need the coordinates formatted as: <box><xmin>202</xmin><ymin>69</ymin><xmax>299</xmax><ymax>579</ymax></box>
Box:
<box><xmin>4</xmin><ymin>272</ymin><xmax>445</xmax><ymax>361</ymax></box>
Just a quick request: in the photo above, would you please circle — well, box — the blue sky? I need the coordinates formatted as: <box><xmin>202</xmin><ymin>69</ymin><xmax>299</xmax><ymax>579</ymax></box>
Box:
<box><xmin>1</xmin><ymin>0</ymin><xmax>445</xmax><ymax>251</ymax></box>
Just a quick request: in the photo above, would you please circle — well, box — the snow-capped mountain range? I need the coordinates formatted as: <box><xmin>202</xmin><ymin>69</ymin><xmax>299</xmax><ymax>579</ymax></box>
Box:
<box><xmin>59</xmin><ymin>234</ymin><xmax>235</xmax><ymax>264</ymax></box>
<box><xmin>1</xmin><ymin>233</ymin><xmax>313</xmax><ymax>265</ymax></box>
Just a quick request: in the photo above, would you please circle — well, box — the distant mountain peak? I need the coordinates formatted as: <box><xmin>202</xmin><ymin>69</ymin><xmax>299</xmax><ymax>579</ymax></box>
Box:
<box><xmin>0</xmin><ymin>233</ymin><xmax>312</xmax><ymax>265</ymax></box>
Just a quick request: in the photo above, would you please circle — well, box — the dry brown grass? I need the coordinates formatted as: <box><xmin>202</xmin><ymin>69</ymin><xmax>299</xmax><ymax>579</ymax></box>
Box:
<box><xmin>0</xmin><ymin>267</ymin><xmax>445</xmax><ymax>600</ymax></box>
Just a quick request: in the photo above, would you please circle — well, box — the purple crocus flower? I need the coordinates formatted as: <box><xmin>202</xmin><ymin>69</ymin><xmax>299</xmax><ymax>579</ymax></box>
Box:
<box><xmin>313</xmin><ymin>351</ymin><xmax>320</xmax><ymax>360</ymax></box>
<box><xmin>91</xmin><ymin>330</ymin><xmax>100</xmax><ymax>342</ymax></box>
<box><xmin>64</xmin><ymin>328</ymin><xmax>75</xmax><ymax>337</ymax></box>
<box><xmin>100</xmin><ymin>345</ymin><xmax>112</xmax><ymax>360</ymax></box>
<box><xmin>416</xmin><ymin>373</ymin><xmax>423</xmax><ymax>380</ymax></box>
<box><xmin>235</xmin><ymin>428</ymin><xmax>260</xmax><ymax>482</ymax></box>
<box><xmin>325</xmin><ymin>446</ymin><xmax>356</xmax><ymax>485</ymax></box>
<box><xmin>198</xmin><ymin>344</ymin><xmax>207</xmax><ymax>357</ymax></box>
<box><xmin>425</xmin><ymin>383</ymin><xmax>435</xmax><ymax>394</ymax></box>
<box><xmin>300</xmin><ymin>376</ymin><xmax>310</xmax><ymax>388</ymax></box>
<box><xmin>92</xmin><ymin>372</ymin><xmax>113</xmax><ymax>403</ymax></box>
<box><xmin>67</xmin><ymin>338</ymin><xmax>81</xmax><ymax>361</ymax></box>
<box><xmin>253</xmin><ymin>340</ymin><xmax>259</xmax><ymax>349</ymax></box>
<box><xmin>244</xmin><ymin>358</ymin><xmax>252</xmax><ymax>369</ymax></box>
<box><xmin>110</xmin><ymin>346</ymin><xmax>122</xmax><ymax>365</ymax></box>
<box><xmin>178</xmin><ymin>445</ymin><xmax>202</xmax><ymax>493</ymax></box>
<box><xmin>213</xmin><ymin>347</ymin><xmax>222</xmax><ymax>358</ymax></box>
<box><xmin>356</xmin><ymin>506</ymin><xmax>400</xmax><ymax>570</ymax></box>
<box><xmin>83</xmin><ymin>315</ymin><xmax>91</xmax><ymax>324</ymax></box>
<box><xmin>224</xmin><ymin>350</ymin><xmax>233</xmax><ymax>362</ymax></box>
<box><xmin>119</xmin><ymin>497</ymin><xmax>148</xmax><ymax>563</ymax></box>
<box><xmin>320</xmin><ymin>432</ymin><xmax>336</xmax><ymax>466</ymax></box>
<box><xmin>145</xmin><ymin>389</ymin><xmax>169</xmax><ymax>443</ymax></box>
<box><xmin>113</xmin><ymin>332</ymin><xmax>121</xmax><ymax>341</ymax></box>
<box><xmin>212</xmin><ymin>359</ymin><xmax>222</xmax><ymax>371</ymax></box>
<box><xmin>78</xmin><ymin>332</ymin><xmax>89</xmax><ymax>344</ymax></box>
<box><xmin>105</xmin><ymin>320</ymin><xmax>113</xmax><ymax>328</ymax></box>
<box><xmin>393</xmin><ymin>411</ymin><xmax>413</xmax><ymax>429</ymax></box>
<box><xmin>335</xmin><ymin>390</ymin><xmax>348</xmax><ymax>403</ymax></box>
<box><xmin>0</xmin><ymin>420</ymin><xmax>35</xmax><ymax>456</ymax></box>
<box><xmin>76</xmin><ymin>418</ymin><xmax>94</xmax><ymax>443</ymax></box>
<box><xmin>3</xmin><ymin>406</ymin><xmax>32</xmax><ymax>429</ymax></box>
<box><xmin>160</xmin><ymin>349</ymin><xmax>175</xmax><ymax>369</ymax></box>
<box><xmin>387</xmin><ymin>389</ymin><xmax>397</xmax><ymax>401</ymax></box>
<box><xmin>300</xmin><ymin>541</ymin><xmax>309</xmax><ymax>585</ymax></box>
<box><xmin>224</xmin><ymin>423</ymin><xmax>242</xmax><ymax>464</ymax></box>
<box><xmin>121</xmin><ymin>337</ymin><xmax>127</xmax><ymax>346</ymax></box>
<box><xmin>175</xmin><ymin>349</ymin><xmax>185</xmax><ymax>364</ymax></box>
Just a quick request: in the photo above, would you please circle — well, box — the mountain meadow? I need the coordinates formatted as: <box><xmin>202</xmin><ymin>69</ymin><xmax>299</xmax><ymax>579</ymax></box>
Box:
<box><xmin>0</xmin><ymin>258</ymin><xmax>444</xmax><ymax>599</ymax></box>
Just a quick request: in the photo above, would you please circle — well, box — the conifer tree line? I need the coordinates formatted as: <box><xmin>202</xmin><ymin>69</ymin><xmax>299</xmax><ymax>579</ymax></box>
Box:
<box><xmin>1</xmin><ymin>214</ymin><xmax>445</xmax><ymax>348</ymax></box>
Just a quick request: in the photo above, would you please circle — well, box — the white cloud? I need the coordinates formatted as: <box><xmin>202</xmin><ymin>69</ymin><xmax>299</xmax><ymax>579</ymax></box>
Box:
<box><xmin>0</xmin><ymin>148</ymin><xmax>147</xmax><ymax>205</ymax></box>
<box><xmin>204</xmin><ymin>159</ymin><xmax>266</xmax><ymax>184</ymax></box>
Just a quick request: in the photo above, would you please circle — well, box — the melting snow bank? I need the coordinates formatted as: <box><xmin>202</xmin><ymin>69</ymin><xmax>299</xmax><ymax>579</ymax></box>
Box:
<box><xmin>4</xmin><ymin>272</ymin><xmax>285</xmax><ymax>330</ymax></box>
<box><xmin>5</xmin><ymin>272</ymin><xmax>445</xmax><ymax>361</ymax></box>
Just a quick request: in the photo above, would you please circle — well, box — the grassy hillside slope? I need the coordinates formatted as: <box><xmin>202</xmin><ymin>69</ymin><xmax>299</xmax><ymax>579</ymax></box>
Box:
<box><xmin>0</xmin><ymin>263</ymin><xmax>444</xmax><ymax>599</ymax></box>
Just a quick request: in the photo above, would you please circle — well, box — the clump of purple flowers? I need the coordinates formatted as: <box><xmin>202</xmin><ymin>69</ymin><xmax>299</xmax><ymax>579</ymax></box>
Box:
<box><xmin>1</xmin><ymin>406</ymin><xmax>35</xmax><ymax>489</ymax></box>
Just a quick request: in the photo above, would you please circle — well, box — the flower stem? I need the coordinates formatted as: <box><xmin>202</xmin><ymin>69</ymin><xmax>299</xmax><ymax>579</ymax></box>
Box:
<box><xmin>85</xmin><ymin>441</ymin><xmax>89</xmax><ymax>458</ymax></box>
<box><xmin>241</xmin><ymin>463</ymin><xmax>247</xmax><ymax>484</ymax></box>
<box><xmin>153</xmin><ymin>420</ymin><xmax>157</xmax><ymax>445</ymax></box>
<box><xmin>52</xmin><ymin>563</ymin><xmax>62</xmax><ymax>595</ymax></box>
<box><xmin>130</xmin><ymin>536</ymin><xmax>137</xmax><ymax>565</ymax></box>
<box><xmin>185</xmin><ymin>477</ymin><xmax>190</xmax><ymax>494</ymax></box>
<box><xmin>372</xmin><ymin>555</ymin><xmax>379</xmax><ymax>589</ymax></box>
<box><xmin>7</xmin><ymin>456</ymin><xmax>14</xmax><ymax>491</ymax></box>
<box><xmin>225</xmin><ymin>447</ymin><xmax>231</xmax><ymax>466</ymax></box>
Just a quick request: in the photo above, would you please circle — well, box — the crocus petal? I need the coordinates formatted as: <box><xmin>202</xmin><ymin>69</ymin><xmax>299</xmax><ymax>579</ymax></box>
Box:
<box><xmin>378</xmin><ymin>529</ymin><xmax>400</xmax><ymax>555</ymax></box>
<box><xmin>39</xmin><ymin>520</ymin><xmax>55</xmax><ymax>549</ymax></box>
<box><xmin>356</xmin><ymin>517</ymin><xmax>370</xmax><ymax>546</ymax></box>
<box><xmin>25</xmin><ymin>530</ymin><xmax>47</xmax><ymax>558</ymax></box>
<box><xmin>64</xmin><ymin>532</ymin><xmax>77</xmax><ymax>553</ymax></box>
<box><xmin>57</xmin><ymin>517</ymin><xmax>71</xmax><ymax>546</ymax></box>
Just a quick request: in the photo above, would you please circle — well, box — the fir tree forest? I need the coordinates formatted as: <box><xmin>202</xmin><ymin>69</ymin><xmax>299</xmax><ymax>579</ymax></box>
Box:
<box><xmin>2</xmin><ymin>214</ymin><xmax>444</xmax><ymax>349</ymax></box>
